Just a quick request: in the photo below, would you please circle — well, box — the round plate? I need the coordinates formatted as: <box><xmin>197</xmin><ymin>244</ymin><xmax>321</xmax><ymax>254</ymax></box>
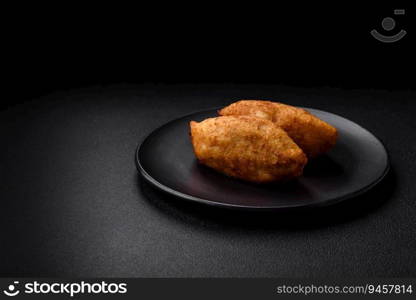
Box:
<box><xmin>136</xmin><ymin>108</ymin><xmax>389</xmax><ymax>211</ymax></box>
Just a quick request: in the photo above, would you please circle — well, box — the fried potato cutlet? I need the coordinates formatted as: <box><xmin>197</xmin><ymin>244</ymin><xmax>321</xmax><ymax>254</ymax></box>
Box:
<box><xmin>219</xmin><ymin>100</ymin><xmax>338</xmax><ymax>158</ymax></box>
<box><xmin>189</xmin><ymin>116</ymin><xmax>307</xmax><ymax>183</ymax></box>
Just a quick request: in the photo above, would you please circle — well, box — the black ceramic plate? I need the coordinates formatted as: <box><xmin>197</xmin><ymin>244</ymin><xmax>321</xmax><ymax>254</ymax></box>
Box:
<box><xmin>136</xmin><ymin>108</ymin><xmax>389</xmax><ymax>211</ymax></box>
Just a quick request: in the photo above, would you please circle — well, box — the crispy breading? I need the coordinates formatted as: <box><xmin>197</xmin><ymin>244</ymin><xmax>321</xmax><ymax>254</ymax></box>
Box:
<box><xmin>189</xmin><ymin>116</ymin><xmax>307</xmax><ymax>183</ymax></box>
<box><xmin>219</xmin><ymin>100</ymin><xmax>338</xmax><ymax>158</ymax></box>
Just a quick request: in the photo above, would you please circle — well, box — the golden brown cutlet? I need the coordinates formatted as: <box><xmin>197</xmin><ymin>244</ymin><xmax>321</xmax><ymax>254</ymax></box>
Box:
<box><xmin>219</xmin><ymin>100</ymin><xmax>338</xmax><ymax>158</ymax></box>
<box><xmin>189</xmin><ymin>116</ymin><xmax>307</xmax><ymax>183</ymax></box>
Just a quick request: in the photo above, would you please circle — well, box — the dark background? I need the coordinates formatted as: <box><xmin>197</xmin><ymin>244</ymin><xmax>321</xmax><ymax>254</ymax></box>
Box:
<box><xmin>1</xmin><ymin>5</ymin><xmax>415</xmax><ymax>277</ymax></box>
<box><xmin>2</xmin><ymin>4</ymin><xmax>414</xmax><ymax>109</ymax></box>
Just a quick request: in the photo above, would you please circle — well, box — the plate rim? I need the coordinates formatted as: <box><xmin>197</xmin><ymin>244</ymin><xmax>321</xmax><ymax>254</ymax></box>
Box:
<box><xmin>135</xmin><ymin>107</ymin><xmax>390</xmax><ymax>211</ymax></box>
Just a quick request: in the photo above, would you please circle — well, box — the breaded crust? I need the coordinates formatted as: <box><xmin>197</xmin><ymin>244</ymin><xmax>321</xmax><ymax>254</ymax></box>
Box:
<box><xmin>219</xmin><ymin>100</ymin><xmax>338</xmax><ymax>158</ymax></box>
<box><xmin>189</xmin><ymin>116</ymin><xmax>307</xmax><ymax>183</ymax></box>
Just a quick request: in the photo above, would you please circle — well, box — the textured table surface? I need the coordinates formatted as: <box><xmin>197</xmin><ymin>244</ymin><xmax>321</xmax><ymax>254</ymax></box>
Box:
<box><xmin>1</xmin><ymin>84</ymin><xmax>415</xmax><ymax>277</ymax></box>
